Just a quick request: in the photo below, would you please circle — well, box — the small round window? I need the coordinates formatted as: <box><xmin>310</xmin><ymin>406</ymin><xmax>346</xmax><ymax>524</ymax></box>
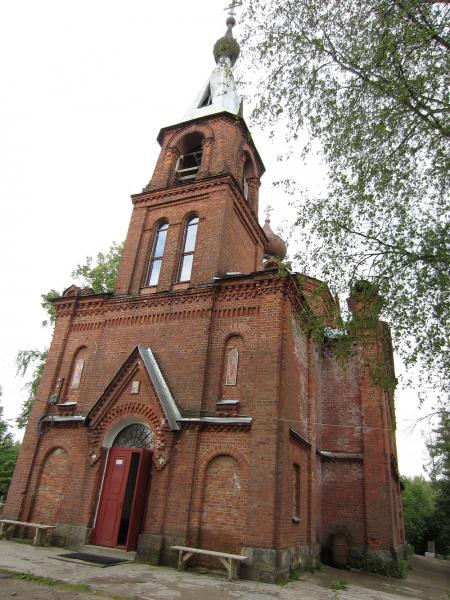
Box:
<box><xmin>112</xmin><ymin>424</ymin><xmax>153</xmax><ymax>449</ymax></box>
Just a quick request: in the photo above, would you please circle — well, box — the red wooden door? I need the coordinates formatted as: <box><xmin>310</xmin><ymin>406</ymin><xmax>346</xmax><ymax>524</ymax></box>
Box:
<box><xmin>93</xmin><ymin>448</ymin><xmax>133</xmax><ymax>547</ymax></box>
<box><xmin>125</xmin><ymin>449</ymin><xmax>152</xmax><ymax>551</ymax></box>
<box><xmin>93</xmin><ymin>448</ymin><xmax>152</xmax><ymax>549</ymax></box>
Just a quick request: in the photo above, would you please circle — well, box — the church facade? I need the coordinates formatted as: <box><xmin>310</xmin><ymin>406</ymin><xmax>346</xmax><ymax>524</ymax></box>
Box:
<box><xmin>5</xmin><ymin>16</ymin><xmax>405</xmax><ymax>582</ymax></box>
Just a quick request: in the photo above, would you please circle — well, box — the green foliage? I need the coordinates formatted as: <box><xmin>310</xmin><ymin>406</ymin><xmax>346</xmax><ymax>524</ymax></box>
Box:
<box><xmin>290</xmin><ymin>271</ymin><xmax>397</xmax><ymax>396</ymax></box>
<box><xmin>16</xmin><ymin>572</ymin><xmax>57</xmax><ymax>586</ymax></box>
<box><xmin>297</xmin><ymin>555</ymin><xmax>322</xmax><ymax>573</ymax></box>
<box><xmin>330</xmin><ymin>580</ymin><xmax>349</xmax><ymax>591</ymax></box>
<box><xmin>71</xmin><ymin>241</ymin><xmax>123</xmax><ymax>295</ymax></box>
<box><xmin>402</xmin><ymin>418</ymin><xmax>450</xmax><ymax>559</ymax></box>
<box><xmin>0</xmin><ymin>387</ymin><xmax>20</xmax><ymax>498</ymax></box>
<box><xmin>40</xmin><ymin>290</ymin><xmax>60</xmax><ymax>328</ymax></box>
<box><xmin>402</xmin><ymin>476</ymin><xmax>436</xmax><ymax>554</ymax></box>
<box><xmin>363</xmin><ymin>557</ymin><xmax>408</xmax><ymax>578</ymax></box>
<box><xmin>426</xmin><ymin>410</ymin><xmax>450</xmax><ymax>483</ymax></box>
<box><xmin>242</xmin><ymin>0</ymin><xmax>450</xmax><ymax>403</ymax></box>
<box><xmin>15</xmin><ymin>242</ymin><xmax>123</xmax><ymax>429</ymax></box>
<box><xmin>426</xmin><ymin>410</ymin><xmax>450</xmax><ymax>556</ymax></box>
<box><xmin>15</xmin><ymin>349</ymin><xmax>48</xmax><ymax>429</ymax></box>
<box><xmin>289</xmin><ymin>567</ymin><xmax>303</xmax><ymax>581</ymax></box>
<box><xmin>0</xmin><ymin>440</ymin><xmax>20</xmax><ymax>499</ymax></box>
<box><xmin>14</xmin><ymin>571</ymin><xmax>92</xmax><ymax>593</ymax></box>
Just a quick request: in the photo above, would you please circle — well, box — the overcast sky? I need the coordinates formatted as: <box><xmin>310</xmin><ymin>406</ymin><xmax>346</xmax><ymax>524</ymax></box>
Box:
<box><xmin>0</xmin><ymin>0</ymin><xmax>432</xmax><ymax>477</ymax></box>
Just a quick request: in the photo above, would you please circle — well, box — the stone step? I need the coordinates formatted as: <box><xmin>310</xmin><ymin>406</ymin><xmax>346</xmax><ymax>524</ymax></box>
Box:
<box><xmin>81</xmin><ymin>544</ymin><xmax>136</xmax><ymax>561</ymax></box>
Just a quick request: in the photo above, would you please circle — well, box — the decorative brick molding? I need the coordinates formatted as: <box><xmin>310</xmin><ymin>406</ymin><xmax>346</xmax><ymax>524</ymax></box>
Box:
<box><xmin>88</xmin><ymin>402</ymin><xmax>170</xmax><ymax>471</ymax></box>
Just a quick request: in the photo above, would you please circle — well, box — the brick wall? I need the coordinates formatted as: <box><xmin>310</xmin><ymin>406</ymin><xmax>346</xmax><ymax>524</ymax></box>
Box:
<box><xmin>29</xmin><ymin>447</ymin><xmax>68</xmax><ymax>525</ymax></box>
<box><xmin>321</xmin><ymin>459</ymin><xmax>366</xmax><ymax>547</ymax></box>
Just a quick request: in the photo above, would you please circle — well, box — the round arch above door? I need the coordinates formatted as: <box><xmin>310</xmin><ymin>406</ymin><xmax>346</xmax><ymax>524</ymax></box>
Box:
<box><xmin>112</xmin><ymin>423</ymin><xmax>153</xmax><ymax>449</ymax></box>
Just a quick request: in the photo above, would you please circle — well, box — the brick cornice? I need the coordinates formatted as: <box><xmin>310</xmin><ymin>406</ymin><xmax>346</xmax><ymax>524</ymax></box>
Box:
<box><xmin>53</xmin><ymin>272</ymin><xmax>310</xmax><ymax>327</ymax></box>
<box><xmin>132</xmin><ymin>174</ymin><xmax>267</xmax><ymax>246</ymax></box>
<box><xmin>54</xmin><ymin>286</ymin><xmax>215</xmax><ymax>319</ymax></box>
<box><xmin>177</xmin><ymin>420</ymin><xmax>252</xmax><ymax>433</ymax></box>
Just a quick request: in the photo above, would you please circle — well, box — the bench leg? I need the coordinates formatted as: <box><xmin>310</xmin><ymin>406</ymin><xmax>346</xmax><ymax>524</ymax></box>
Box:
<box><xmin>230</xmin><ymin>559</ymin><xmax>238</xmax><ymax>581</ymax></box>
<box><xmin>178</xmin><ymin>551</ymin><xmax>194</xmax><ymax>571</ymax></box>
<box><xmin>0</xmin><ymin>524</ymin><xmax>14</xmax><ymax>541</ymax></box>
<box><xmin>219</xmin><ymin>557</ymin><xmax>238</xmax><ymax>581</ymax></box>
<box><xmin>33</xmin><ymin>528</ymin><xmax>43</xmax><ymax>546</ymax></box>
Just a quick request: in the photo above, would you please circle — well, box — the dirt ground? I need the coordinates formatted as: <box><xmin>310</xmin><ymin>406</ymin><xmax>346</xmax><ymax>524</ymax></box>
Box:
<box><xmin>0</xmin><ymin>540</ymin><xmax>448</xmax><ymax>600</ymax></box>
<box><xmin>307</xmin><ymin>555</ymin><xmax>450</xmax><ymax>600</ymax></box>
<box><xmin>0</xmin><ymin>559</ymin><xmax>448</xmax><ymax>600</ymax></box>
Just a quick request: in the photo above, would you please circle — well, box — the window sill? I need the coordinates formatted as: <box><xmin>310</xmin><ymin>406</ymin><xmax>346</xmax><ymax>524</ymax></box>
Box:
<box><xmin>56</xmin><ymin>402</ymin><xmax>77</xmax><ymax>415</ymax></box>
<box><xmin>172</xmin><ymin>282</ymin><xmax>190</xmax><ymax>291</ymax></box>
<box><xmin>141</xmin><ymin>286</ymin><xmax>158</xmax><ymax>295</ymax></box>
<box><xmin>292</xmin><ymin>516</ymin><xmax>301</xmax><ymax>524</ymax></box>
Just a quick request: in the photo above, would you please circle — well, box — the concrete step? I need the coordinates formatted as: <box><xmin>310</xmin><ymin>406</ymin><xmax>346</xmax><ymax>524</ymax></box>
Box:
<box><xmin>81</xmin><ymin>544</ymin><xmax>136</xmax><ymax>561</ymax></box>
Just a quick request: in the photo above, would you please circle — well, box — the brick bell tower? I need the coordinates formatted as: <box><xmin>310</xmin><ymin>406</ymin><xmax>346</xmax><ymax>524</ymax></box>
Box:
<box><xmin>114</xmin><ymin>16</ymin><xmax>265</xmax><ymax>297</ymax></box>
<box><xmin>5</xmin><ymin>7</ymin><xmax>405</xmax><ymax>583</ymax></box>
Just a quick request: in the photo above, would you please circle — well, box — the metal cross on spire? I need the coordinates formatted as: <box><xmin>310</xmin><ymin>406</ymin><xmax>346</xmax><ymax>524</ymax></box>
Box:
<box><xmin>265</xmin><ymin>205</ymin><xmax>274</xmax><ymax>222</ymax></box>
<box><xmin>224</xmin><ymin>0</ymin><xmax>243</xmax><ymax>18</ymax></box>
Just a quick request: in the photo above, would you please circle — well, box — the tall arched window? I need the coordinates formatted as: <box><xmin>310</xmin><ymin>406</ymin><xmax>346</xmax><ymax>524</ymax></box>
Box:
<box><xmin>70</xmin><ymin>357</ymin><xmax>85</xmax><ymax>390</ymax></box>
<box><xmin>178</xmin><ymin>216</ymin><xmax>199</xmax><ymax>282</ymax></box>
<box><xmin>146</xmin><ymin>222</ymin><xmax>168</xmax><ymax>286</ymax></box>
<box><xmin>225</xmin><ymin>348</ymin><xmax>239</xmax><ymax>386</ymax></box>
<box><xmin>242</xmin><ymin>155</ymin><xmax>255</xmax><ymax>201</ymax></box>
<box><xmin>69</xmin><ymin>347</ymin><xmax>88</xmax><ymax>392</ymax></box>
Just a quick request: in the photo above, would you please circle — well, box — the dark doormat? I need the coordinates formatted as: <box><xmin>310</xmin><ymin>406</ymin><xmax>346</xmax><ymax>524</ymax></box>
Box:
<box><xmin>56</xmin><ymin>552</ymin><xmax>130</xmax><ymax>567</ymax></box>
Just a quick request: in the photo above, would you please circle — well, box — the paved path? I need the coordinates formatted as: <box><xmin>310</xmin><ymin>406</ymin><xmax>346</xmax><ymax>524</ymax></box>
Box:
<box><xmin>0</xmin><ymin>540</ymin><xmax>448</xmax><ymax>600</ymax></box>
<box><xmin>0</xmin><ymin>571</ymin><xmax>103</xmax><ymax>599</ymax></box>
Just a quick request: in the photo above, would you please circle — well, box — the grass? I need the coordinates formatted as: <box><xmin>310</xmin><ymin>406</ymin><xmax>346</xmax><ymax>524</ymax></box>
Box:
<box><xmin>15</xmin><ymin>572</ymin><xmax>59</xmax><ymax>586</ymax></box>
<box><xmin>329</xmin><ymin>579</ymin><xmax>349</xmax><ymax>591</ymax></box>
<box><xmin>11</xmin><ymin>570</ymin><xmax>134</xmax><ymax>597</ymax></box>
<box><xmin>289</xmin><ymin>567</ymin><xmax>303</xmax><ymax>581</ymax></box>
<box><xmin>363</xmin><ymin>557</ymin><xmax>408</xmax><ymax>578</ymax></box>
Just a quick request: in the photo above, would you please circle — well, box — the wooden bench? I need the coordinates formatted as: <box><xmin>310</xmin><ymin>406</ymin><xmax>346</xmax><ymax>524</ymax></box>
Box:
<box><xmin>171</xmin><ymin>545</ymin><xmax>249</xmax><ymax>581</ymax></box>
<box><xmin>0</xmin><ymin>519</ymin><xmax>55</xmax><ymax>546</ymax></box>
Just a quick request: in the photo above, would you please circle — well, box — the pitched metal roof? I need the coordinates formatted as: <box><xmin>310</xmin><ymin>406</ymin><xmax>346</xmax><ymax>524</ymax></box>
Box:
<box><xmin>137</xmin><ymin>346</ymin><xmax>181</xmax><ymax>431</ymax></box>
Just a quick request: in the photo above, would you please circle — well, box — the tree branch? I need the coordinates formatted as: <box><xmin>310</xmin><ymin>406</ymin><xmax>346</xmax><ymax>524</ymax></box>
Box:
<box><xmin>392</xmin><ymin>0</ymin><xmax>450</xmax><ymax>52</ymax></box>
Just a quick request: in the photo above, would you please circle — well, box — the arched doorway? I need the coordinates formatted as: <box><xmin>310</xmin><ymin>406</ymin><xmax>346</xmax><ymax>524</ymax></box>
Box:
<box><xmin>92</xmin><ymin>423</ymin><xmax>153</xmax><ymax>551</ymax></box>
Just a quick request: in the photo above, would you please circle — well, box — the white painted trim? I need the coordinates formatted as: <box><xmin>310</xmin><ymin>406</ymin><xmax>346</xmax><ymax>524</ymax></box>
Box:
<box><xmin>92</xmin><ymin>447</ymin><xmax>110</xmax><ymax>531</ymax></box>
<box><xmin>102</xmin><ymin>417</ymin><xmax>153</xmax><ymax>449</ymax></box>
<box><xmin>178</xmin><ymin>417</ymin><xmax>252</xmax><ymax>425</ymax></box>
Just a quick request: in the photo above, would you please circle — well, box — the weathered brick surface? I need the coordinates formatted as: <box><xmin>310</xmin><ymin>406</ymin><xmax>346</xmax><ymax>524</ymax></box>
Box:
<box><xmin>5</xmin><ymin>111</ymin><xmax>404</xmax><ymax>579</ymax></box>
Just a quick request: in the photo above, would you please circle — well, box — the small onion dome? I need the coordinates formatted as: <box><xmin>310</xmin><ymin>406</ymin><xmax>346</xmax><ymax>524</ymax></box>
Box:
<box><xmin>263</xmin><ymin>216</ymin><xmax>287</xmax><ymax>260</ymax></box>
<box><xmin>263</xmin><ymin>257</ymin><xmax>279</xmax><ymax>270</ymax></box>
<box><xmin>213</xmin><ymin>16</ymin><xmax>240</xmax><ymax>67</ymax></box>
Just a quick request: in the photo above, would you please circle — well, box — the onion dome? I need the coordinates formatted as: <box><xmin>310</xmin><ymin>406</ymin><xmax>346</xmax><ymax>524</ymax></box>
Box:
<box><xmin>263</xmin><ymin>209</ymin><xmax>287</xmax><ymax>260</ymax></box>
<box><xmin>213</xmin><ymin>16</ymin><xmax>240</xmax><ymax>67</ymax></box>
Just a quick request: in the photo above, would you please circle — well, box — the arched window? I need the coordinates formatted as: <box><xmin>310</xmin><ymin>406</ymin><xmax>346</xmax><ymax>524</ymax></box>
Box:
<box><xmin>69</xmin><ymin>347</ymin><xmax>88</xmax><ymax>392</ymax></box>
<box><xmin>70</xmin><ymin>357</ymin><xmax>85</xmax><ymax>390</ymax></box>
<box><xmin>242</xmin><ymin>156</ymin><xmax>254</xmax><ymax>200</ymax></box>
<box><xmin>146</xmin><ymin>222</ymin><xmax>168</xmax><ymax>286</ymax></box>
<box><xmin>112</xmin><ymin>423</ymin><xmax>153</xmax><ymax>449</ymax></box>
<box><xmin>225</xmin><ymin>348</ymin><xmax>239</xmax><ymax>386</ymax></box>
<box><xmin>178</xmin><ymin>216</ymin><xmax>199</xmax><ymax>282</ymax></box>
<box><xmin>175</xmin><ymin>133</ymin><xmax>204</xmax><ymax>181</ymax></box>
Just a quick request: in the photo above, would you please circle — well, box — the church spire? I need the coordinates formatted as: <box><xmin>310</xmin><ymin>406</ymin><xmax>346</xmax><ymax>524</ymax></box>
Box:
<box><xmin>183</xmin><ymin>2</ymin><xmax>243</xmax><ymax>122</ymax></box>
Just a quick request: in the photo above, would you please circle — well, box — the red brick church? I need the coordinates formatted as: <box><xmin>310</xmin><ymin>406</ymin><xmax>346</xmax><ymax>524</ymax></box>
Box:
<box><xmin>5</xmin><ymin>13</ymin><xmax>405</xmax><ymax>581</ymax></box>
